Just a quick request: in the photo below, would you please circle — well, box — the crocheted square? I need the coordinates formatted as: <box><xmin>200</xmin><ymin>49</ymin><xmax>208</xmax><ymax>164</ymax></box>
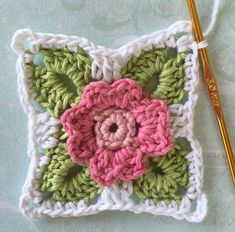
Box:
<box><xmin>11</xmin><ymin>21</ymin><xmax>207</xmax><ymax>222</ymax></box>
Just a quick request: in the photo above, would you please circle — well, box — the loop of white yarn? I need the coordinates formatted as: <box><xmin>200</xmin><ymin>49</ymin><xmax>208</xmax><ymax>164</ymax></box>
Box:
<box><xmin>203</xmin><ymin>0</ymin><xmax>220</xmax><ymax>37</ymax></box>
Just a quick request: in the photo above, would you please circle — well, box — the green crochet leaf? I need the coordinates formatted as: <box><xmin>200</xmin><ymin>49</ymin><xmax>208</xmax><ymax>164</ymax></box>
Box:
<box><xmin>25</xmin><ymin>47</ymin><xmax>92</xmax><ymax>118</ymax></box>
<box><xmin>133</xmin><ymin>140</ymin><xmax>191</xmax><ymax>205</ymax></box>
<box><xmin>38</xmin><ymin>126</ymin><xmax>102</xmax><ymax>205</ymax></box>
<box><xmin>121</xmin><ymin>47</ymin><xmax>188</xmax><ymax>105</ymax></box>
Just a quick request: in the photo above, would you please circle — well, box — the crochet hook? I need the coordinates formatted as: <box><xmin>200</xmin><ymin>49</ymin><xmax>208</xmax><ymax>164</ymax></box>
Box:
<box><xmin>187</xmin><ymin>0</ymin><xmax>235</xmax><ymax>186</ymax></box>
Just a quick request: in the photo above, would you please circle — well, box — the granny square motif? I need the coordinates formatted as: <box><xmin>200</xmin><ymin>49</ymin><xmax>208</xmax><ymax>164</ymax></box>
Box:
<box><xmin>11</xmin><ymin>21</ymin><xmax>207</xmax><ymax>222</ymax></box>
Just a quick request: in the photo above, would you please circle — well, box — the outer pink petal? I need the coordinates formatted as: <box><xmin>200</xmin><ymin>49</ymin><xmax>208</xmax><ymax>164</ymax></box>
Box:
<box><xmin>133</xmin><ymin>99</ymin><xmax>173</xmax><ymax>156</ymax></box>
<box><xmin>61</xmin><ymin>102</ymin><xmax>88</xmax><ymax>134</ymax></box>
<box><xmin>67</xmin><ymin>134</ymin><xmax>96</xmax><ymax>163</ymax></box>
<box><xmin>61</xmin><ymin>104</ymin><xmax>97</xmax><ymax>163</ymax></box>
<box><xmin>89</xmin><ymin>148</ymin><xmax>120</xmax><ymax>186</ymax></box>
<box><xmin>82</xmin><ymin>79</ymin><xmax>145</xmax><ymax>111</ymax></box>
<box><xmin>89</xmin><ymin>147</ymin><xmax>146</xmax><ymax>186</ymax></box>
<box><xmin>116</xmin><ymin>147</ymin><xmax>147</xmax><ymax>181</ymax></box>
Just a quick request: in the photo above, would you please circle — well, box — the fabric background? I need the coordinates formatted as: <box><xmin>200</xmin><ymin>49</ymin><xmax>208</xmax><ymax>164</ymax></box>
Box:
<box><xmin>0</xmin><ymin>0</ymin><xmax>235</xmax><ymax>231</ymax></box>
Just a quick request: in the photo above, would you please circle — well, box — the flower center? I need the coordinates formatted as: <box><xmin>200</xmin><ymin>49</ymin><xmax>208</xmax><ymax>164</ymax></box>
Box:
<box><xmin>109</xmin><ymin>123</ymin><xmax>118</xmax><ymax>133</ymax></box>
<box><xmin>94</xmin><ymin>108</ymin><xmax>137</xmax><ymax>150</ymax></box>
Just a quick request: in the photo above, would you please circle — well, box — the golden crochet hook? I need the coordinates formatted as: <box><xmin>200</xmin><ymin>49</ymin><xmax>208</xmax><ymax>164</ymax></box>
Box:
<box><xmin>187</xmin><ymin>0</ymin><xmax>235</xmax><ymax>186</ymax></box>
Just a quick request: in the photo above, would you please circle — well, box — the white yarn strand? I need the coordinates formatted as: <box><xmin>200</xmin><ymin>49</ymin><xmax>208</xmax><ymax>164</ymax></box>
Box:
<box><xmin>203</xmin><ymin>0</ymin><xmax>220</xmax><ymax>37</ymax></box>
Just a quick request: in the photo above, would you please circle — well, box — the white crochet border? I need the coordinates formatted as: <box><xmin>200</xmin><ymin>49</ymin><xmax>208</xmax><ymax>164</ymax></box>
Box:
<box><xmin>11</xmin><ymin>21</ymin><xmax>207</xmax><ymax>222</ymax></box>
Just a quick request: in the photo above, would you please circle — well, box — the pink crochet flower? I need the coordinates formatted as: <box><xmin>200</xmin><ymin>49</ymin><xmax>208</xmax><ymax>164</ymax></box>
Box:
<box><xmin>61</xmin><ymin>79</ymin><xmax>173</xmax><ymax>186</ymax></box>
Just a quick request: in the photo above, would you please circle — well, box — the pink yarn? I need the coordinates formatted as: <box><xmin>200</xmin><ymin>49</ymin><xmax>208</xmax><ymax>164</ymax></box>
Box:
<box><xmin>61</xmin><ymin>79</ymin><xmax>173</xmax><ymax>186</ymax></box>
<box><xmin>94</xmin><ymin>108</ymin><xmax>137</xmax><ymax>150</ymax></box>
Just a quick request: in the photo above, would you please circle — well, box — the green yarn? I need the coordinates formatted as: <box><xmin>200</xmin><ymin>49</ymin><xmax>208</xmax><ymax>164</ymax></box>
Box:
<box><xmin>25</xmin><ymin>46</ymin><xmax>92</xmax><ymax>118</ymax></box>
<box><xmin>133</xmin><ymin>141</ymin><xmax>190</xmax><ymax>205</ymax></box>
<box><xmin>121</xmin><ymin>47</ymin><xmax>188</xmax><ymax>105</ymax></box>
<box><xmin>39</xmin><ymin>126</ymin><xmax>102</xmax><ymax>205</ymax></box>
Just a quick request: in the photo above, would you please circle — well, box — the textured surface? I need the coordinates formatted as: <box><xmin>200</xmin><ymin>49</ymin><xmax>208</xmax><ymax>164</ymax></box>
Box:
<box><xmin>0</xmin><ymin>0</ymin><xmax>235</xmax><ymax>231</ymax></box>
<box><xmin>12</xmin><ymin>21</ymin><xmax>204</xmax><ymax>220</ymax></box>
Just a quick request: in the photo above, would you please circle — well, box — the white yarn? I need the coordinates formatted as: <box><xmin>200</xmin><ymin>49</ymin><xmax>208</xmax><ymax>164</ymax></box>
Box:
<box><xmin>36</xmin><ymin>112</ymin><xmax>60</xmax><ymax>149</ymax></box>
<box><xmin>11</xmin><ymin>21</ymin><xmax>207</xmax><ymax>222</ymax></box>
<box><xmin>203</xmin><ymin>0</ymin><xmax>220</xmax><ymax>37</ymax></box>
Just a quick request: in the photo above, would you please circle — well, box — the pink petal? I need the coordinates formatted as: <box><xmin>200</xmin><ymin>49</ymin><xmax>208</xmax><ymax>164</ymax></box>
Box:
<box><xmin>82</xmin><ymin>81</ymin><xmax>111</xmax><ymax>110</ymax></box>
<box><xmin>89</xmin><ymin>147</ymin><xmax>147</xmax><ymax>186</ymax></box>
<box><xmin>61</xmin><ymin>102</ymin><xmax>88</xmax><ymax>134</ymax></box>
<box><xmin>133</xmin><ymin>99</ymin><xmax>173</xmax><ymax>156</ymax></box>
<box><xmin>89</xmin><ymin>148</ymin><xmax>121</xmax><ymax>186</ymax></box>
<box><xmin>116</xmin><ymin>147</ymin><xmax>147</xmax><ymax>181</ymax></box>
<box><xmin>82</xmin><ymin>79</ymin><xmax>146</xmax><ymax>111</ymax></box>
<box><xmin>61</xmin><ymin>104</ymin><xmax>97</xmax><ymax>163</ymax></box>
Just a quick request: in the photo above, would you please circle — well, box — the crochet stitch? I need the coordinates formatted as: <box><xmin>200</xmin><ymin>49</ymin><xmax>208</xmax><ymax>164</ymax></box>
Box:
<box><xmin>133</xmin><ymin>141</ymin><xmax>190</xmax><ymax>205</ymax></box>
<box><xmin>27</xmin><ymin>47</ymin><xmax>92</xmax><ymax>118</ymax></box>
<box><xmin>61</xmin><ymin>78</ymin><xmax>173</xmax><ymax>186</ymax></box>
<box><xmin>121</xmin><ymin>48</ymin><xmax>187</xmax><ymax>105</ymax></box>
<box><xmin>39</xmin><ymin>139</ymin><xmax>102</xmax><ymax>205</ymax></box>
<box><xmin>11</xmin><ymin>21</ymin><xmax>207</xmax><ymax>222</ymax></box>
